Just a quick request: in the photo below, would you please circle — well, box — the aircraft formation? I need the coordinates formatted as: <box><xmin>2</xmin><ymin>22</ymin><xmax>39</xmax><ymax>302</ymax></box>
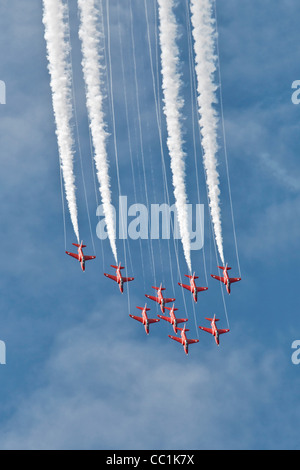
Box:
<box><xmin>66</xmin><ymin>241</ymin><xmax>241</xmax><ymax>356</ymax></box>
<box><xmin>44</xmin><ymin>0</ymin><xmax>242</xmax><ymax>357</ymax></box>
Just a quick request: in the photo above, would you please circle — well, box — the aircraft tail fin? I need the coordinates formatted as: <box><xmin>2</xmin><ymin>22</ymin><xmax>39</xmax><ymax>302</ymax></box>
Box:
<box><xmin>185</xmin><ymin>274</ymin><xmax>199</xmax><ymax>280</ymax></box>
<box><xmin>205</xmin><ymin>317</ymin><xmax>220</xmax><ymax>322</ymax></box>
<box><xmin>136</xmin><ymin>306</ymin><xmax>151</xmax><ymax>312</ymax></box>
<box><xmin>165</xmin><ymin>306</ymin><xmax>178</xmax><ymax>312</ymax></box>
<box><xmin>218</xmin><ymin>266</ymin><xmax>231</xmax><ymax>271</ymax></box>
<box><xmin>152</xmin><ymin>286</ymin><xmax>166</xmax><ymax>291</ymax></box>
<box><xmin>176</xmin><ymin>327</ymin><xmax>190</xmax><ymax>332</ymax></box>
<box><xmin>111</xmin><ymin>265</ymin><xmax>125</xmax><ymax>270</ymax></box>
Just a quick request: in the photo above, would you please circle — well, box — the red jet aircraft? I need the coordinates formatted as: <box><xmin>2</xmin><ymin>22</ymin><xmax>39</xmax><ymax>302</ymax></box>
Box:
<box><xmin>211</xmin><ymin>264</ymin><xmax>241</xmax><ymax>295</ymax></box>
<box><xmin>178</xmin><ymin>273</ymin><xmax>208</xmax><ymax>303</ymax></box>
<box><xmin>158</xmin><ymin>304</ymin><xmax>188</xmax><ymax>334</ymax></box>
<box><xmin>168</xmin><ymin>325</ymin><xmax>199</xmax><ymax>355</ymax></box>
<box><xmin>104</xmin><ymin>263</ymin><xmax>134</xmax><ymax>294</ymax></box>
<box><xmin>145</xmin><ymin>284</ymin><xmax>175</xmax><ymax>313</ymax></box>
<box><xmin>199</xmin><ymin>315</ymin><xmax>230</xmax><ymax>346</ymax></box>
<box><xmin>129</xmin><ymin>304</ymin><xmax>160</xmax><ymax>335</ymax></box>
<box><xmin>66</xmin><ymin>242</ymin><xmax>96</xmax><ymax>272</ymax></box>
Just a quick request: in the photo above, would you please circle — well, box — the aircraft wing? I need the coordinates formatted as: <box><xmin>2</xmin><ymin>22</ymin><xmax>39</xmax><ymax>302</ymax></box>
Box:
<box><xmin>178</xmin><ymin>283</ymin><xmax>192</xmax><ymax>292</ymax></box>
<box><xmin>84</xmin><ymin>256</ymin><xmax>96</xmax><ymax>261</ymax></box>
<box><xmin>148</xmin><ymin>319</ymin><xmax>160</xmax><ymax>324</ymax></box>
<box><xmin>177</xmin><ymin>318</ymin><xmax>188</xmax><ymax>324</ymax></box>
<box><xmin>145</xmin><ymin>295</ymin><xmax>159</xmax><ymax>303</ymax></box>
<box><xmin>229</xmin><ymin>277</ymin><xmax>241</xmax><ymax>284</ymax></box>
<box><xmin>187</xmin><ymin>339</ymin><xmax>199</xmax><ymax>345</ymax></box>
<box><xmin>218</xmin><ymin>329</ymin><xmax>230</xmax><ymax>335</ymax></box>
<box><xmin>66</xmin><ymin>251</ymin><xmax>79</xmax><ymax>260</ymax></box>
<box><xmin>158</xmin><ymin>315</ymin><xmax>172</xmax><ymax>323</ymax></box>
<box><xmin>199</xmin><ymin>326</ymin><xmax>213</xmax><ymax>335</ymax></box>
<box><xmin>122</xmin><ymin>277</ymin><xmax>135</xmax><ymax>283</ymax></box>
<box><xmin>168</xmin><ymin>335</ymin><xmax>182</xmax><ymax>344</ymax></box>
<box><xmin>165</xmin><ymin>298</ymin><xmax>176</xmax><ymax>304</ymax></box>
<box><xmin>129</xmin><ymin>315</ymin><xmax>144</xmax><ymax>324</ymax></box>
<box><xmin>104</xmin><ymin>273</ymin><xmax>118</xmax><ymax>282</ymax></box>
<box><xmin>211</xmin><ymin>275</ymin><xmax>225</xmax><ymax>283</ymax></box>
<box><xmin>197</xmin><ymin>287</ymin><xmax>208</xmax><ymax>292</ymax></box>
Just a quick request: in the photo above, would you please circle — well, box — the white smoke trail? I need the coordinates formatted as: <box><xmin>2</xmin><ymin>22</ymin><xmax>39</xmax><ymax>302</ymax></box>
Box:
<box><xmin>157</xmin><ymin>0</ymin><xmax>192</xmax><ymax>272</ymax></box>
<box><xmin>190</xmin><ymin>0</ymin><xmax>225</xmax><ymax>264</ymax></box>
<box><xmin>42</xmin><ymin>0</ymin><xmax>80</xmax><ymax>243</ymax></box>
<box><xmin>77</xmin><ymin>0</ymin><xmax>118</xmax><ymax>263</ymax></box>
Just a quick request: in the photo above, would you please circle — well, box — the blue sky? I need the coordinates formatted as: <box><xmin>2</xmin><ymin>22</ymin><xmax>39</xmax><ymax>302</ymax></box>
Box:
<box><xmin>0</xmin><ymin>0</ymin><xmax>299</xmax><ymax>450</ymax></box>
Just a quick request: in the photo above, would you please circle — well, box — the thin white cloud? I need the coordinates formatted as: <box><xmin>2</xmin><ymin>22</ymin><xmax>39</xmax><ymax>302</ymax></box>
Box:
<box><xmin>259</xmin><ymin>153</ymin><xmax>300</xmax><ymax>193</ymax></box>
<box><xmin>240</xmin><ymin>196</ymin><xmax>300</xmax><ymax>261</ymax></box>
<box><xmin>0</xmin><ymin>309</ymin><xmax>296</xmax><ymax>450</ymax></box>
